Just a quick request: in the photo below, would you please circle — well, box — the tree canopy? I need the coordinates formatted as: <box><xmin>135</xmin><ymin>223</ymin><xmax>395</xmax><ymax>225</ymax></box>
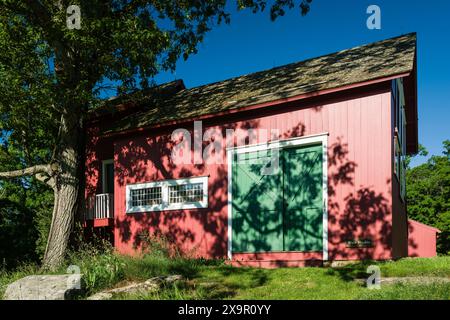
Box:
<box><xmin>0</xmin><ymin>1</ymin><xmax>313</xmax><ymax>269</ymax></box>
<box><xmin>406</xmin><ymin>140</ymin><xmax>450</xmax><ymax>254</ymax></box>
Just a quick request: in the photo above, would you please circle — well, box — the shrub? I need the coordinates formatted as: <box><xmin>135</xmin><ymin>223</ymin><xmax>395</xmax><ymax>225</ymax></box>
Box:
<box><xmin>0</xmin><ymin>199</ymin><xmax>38</xmax><ymax>268</ymax></box>
<box><xmin>135</xmin><ymin>230</ymin><xmax>180</xmax><ymax>258</ymax></box>
<box><xmin>68</xmin><ymin>240</ymin><xmax>125</xmax><ymax>295</ymax></box>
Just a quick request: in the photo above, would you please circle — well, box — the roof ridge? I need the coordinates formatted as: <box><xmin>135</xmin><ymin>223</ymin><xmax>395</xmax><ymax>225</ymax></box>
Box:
<box><xmin>99</xmin><ymin>32</ymin><xmax>417</xmax><ymax>135</ymax></box>
<box><xmin>179</xmin><ymin>32</ymin><xmax>417</xmax><ymax>93</ymax></box>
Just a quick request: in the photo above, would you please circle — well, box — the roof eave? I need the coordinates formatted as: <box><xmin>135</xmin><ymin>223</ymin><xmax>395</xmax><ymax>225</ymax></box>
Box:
<box><xmin>100</xmin><ymin>73</ymin><xmax>409</xmax><ymax>138</ymax></box>
<box><xmin>404</xmin><ymin>48</ymin><xmax>419</xmax><ymax>155</ymax></box>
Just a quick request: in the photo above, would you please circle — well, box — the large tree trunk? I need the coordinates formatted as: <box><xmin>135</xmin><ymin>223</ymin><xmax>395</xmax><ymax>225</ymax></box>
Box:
<box><xmin>42</xmin><ymin>111</ymin><xmax>83</xmax><ymax>270</ymax></box>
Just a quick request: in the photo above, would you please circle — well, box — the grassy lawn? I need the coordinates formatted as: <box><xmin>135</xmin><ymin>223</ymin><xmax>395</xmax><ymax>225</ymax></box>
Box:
<box><xmin>113</xmin><ymin>256</ymin><xmax>450</xmax><ymax>300</ymax></box>
<box><xmin>2</xmin><ymin>253</ymin><xmax>450</xmax><ymax>300</ymax></box>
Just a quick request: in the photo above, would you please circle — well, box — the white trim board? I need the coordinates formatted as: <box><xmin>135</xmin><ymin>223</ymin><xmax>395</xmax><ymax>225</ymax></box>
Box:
<box><xmin>226</xmin><ymin>133</ymin><xmax>329</xmax><ymax>261</ymax></box>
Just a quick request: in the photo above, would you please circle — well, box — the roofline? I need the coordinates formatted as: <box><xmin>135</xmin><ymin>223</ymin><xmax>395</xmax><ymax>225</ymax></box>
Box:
<box><xmin>403</xmin><ymin>44</ymin><xmax>418</xmax><ymax>155</ymax></box>
<box><xmin>100</xmin><ymin>71</ymin><xmax>411</xmax><ymax>138</ymax></box>
<box><xmin>178</xmin><ymin>32</ymin><xmax>417</xmax><ymax>94</ymax></box>
<box><xmin>89</xmin><ymin>79</ymin><xmax>186</xmax><ymax>121</ymax></box>
<box><xmin>409</xmin><ymin>219</ymin><xmax>441</xmax><ymax>233</ymax></box>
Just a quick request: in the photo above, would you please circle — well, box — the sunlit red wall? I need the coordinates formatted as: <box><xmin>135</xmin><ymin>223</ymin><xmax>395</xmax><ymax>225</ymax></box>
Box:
<box><xmin>86</xmin><ymin>82</ymin><xmax>401</xmax><ymax>261</ymax></box>
<box><xmin>408</xmin><ymin>219</ymin><xmax>439</xmax><ymax>257</ymax></box>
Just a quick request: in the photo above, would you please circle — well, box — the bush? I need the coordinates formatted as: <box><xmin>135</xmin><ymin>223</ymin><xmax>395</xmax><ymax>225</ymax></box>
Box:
<box><xmin>135</xmin><ymin>230</ymin><xmax>180</xmax><ymax>258</ymax></box>
<box><xmin>0</xmin><ymin>199</ymin><xmax>38</xmax><ymax>268</ymax></box>
<box><xmin>68</xmin><ymin>240</ymin><xmax>125</xmax><ymax>295</ymax></box>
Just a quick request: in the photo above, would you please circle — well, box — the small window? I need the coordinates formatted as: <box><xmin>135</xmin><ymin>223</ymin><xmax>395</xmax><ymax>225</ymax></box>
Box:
<box><xmin>130</xmin><ymin>187</ymin><xmax>162</xmax><ymax>207</ymax></box>
<box><xmin>126</xmin><ymin>176</ymin><xmax>208</xmax><ymax>213</ymax></box>
<box><xmin>169</xmin><ymin>183</ymin><xmax>204</xmax><ymax>204</ymax></box>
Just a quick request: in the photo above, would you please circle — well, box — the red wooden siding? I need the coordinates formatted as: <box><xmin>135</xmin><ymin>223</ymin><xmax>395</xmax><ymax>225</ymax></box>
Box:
<box><xmin>408</xmin><ymin>219</ymin><xmax>440</xmax><ymax>258</ymax></box>
<box><xmin>83</xmin><ymin>83</ymin><xmax>395</xmax><ymax>261</ymax></box>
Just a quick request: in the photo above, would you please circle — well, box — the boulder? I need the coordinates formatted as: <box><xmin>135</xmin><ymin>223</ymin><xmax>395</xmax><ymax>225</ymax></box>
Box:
<box><xmin>3</xmin><ymin>274</ymin><xmax>83</xmax><ymax>300</ymax></box>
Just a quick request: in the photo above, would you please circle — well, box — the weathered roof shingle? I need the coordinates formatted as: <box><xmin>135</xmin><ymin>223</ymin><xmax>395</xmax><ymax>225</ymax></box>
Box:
<box><xmin>101</xmin><ymin>33</ymin><xmax>416</xmax><ymax>135</ymax></box>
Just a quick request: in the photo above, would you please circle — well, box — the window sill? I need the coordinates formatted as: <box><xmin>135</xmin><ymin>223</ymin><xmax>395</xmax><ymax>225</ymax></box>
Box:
<box><xmin>126</xmin><ymin>202</ymin><xmax>208</xmax><ymax>214</ymax></box>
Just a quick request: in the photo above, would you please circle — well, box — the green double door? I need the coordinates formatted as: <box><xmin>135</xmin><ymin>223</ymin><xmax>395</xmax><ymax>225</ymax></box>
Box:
<box><xmin>231</xmin><ymin>144</ymin><xmax>323</xmax><ymax>253</ymax></box>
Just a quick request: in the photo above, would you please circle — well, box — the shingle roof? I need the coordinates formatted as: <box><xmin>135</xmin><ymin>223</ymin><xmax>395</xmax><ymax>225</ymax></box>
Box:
<box><xmin>90</xmin><ymin>80</ymin><xmax>185</xmax><ymax>119</ymax></box>
<box><xmin>101</xmin><ymin>33</ymin><xmax>416</xmax><ymax>135</ymax></box>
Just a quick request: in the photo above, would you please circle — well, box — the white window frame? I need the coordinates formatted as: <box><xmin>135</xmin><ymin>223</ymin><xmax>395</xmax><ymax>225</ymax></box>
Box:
<box><xmin>126</xmin><ymin>176</ymin><xmax>208</xmax><ymax>213</ymax></box>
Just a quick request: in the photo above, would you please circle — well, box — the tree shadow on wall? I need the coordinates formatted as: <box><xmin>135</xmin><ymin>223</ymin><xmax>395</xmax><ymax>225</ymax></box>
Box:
<box><xmin>85</xmin><ymin>107</ymin><xmax>416</xmax><ymax>272</ymax></box>
<box><xmin>113</xmin><ymin>119</ymin><xmax>272</xmax><ymax>258</ymax></box>
<box><xmin>327</xmin><ymin>137</ymin><xmax>394</xmax><ymax>262</ymax></box>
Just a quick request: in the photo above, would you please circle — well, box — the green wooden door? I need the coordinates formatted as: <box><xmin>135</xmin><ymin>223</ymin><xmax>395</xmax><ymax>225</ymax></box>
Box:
<box><xmin>231</xmin><ymin>144</ymin><xmax>323</xmax><ymax>253</ymax></box>
<box><xmin>231</xmin><ymin>150</ymin><xmax>283</xmax><ymax>252</ymax></box>
<box><xmin>283</xmin><ymin>145</ymin><xmax>323</xmax><ymax>251</ymax></box>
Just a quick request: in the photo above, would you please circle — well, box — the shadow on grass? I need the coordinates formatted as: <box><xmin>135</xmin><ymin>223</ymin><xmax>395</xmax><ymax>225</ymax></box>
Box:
<box><xmin>324</xmin><ymin>261</ymin><xmax>382</xmax><ymax>283</ymax></box>
<box><xmin>193</xmin><ymin>265</ymin><xmax>272</xmax><ymax>299</ymax></box>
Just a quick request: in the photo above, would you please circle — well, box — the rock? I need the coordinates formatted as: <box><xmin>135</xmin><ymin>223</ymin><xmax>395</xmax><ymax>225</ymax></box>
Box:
<box><xmin>87</xmin><ymin>292</ymin><xmax>113</xmax><ymax>300</ymax></box>
<box><xmin>323</xmin><ymin>260</ymin><xmax>362</xmax><ymax>268</ymax></box>
<box><xmin>87</xmin><ymin>275</ymin><xmax>184</xmax><ymax>300</ymax></box>
<box><xmin>4</xmin><ymin>274</ymin><xmax>83</xmax><ymax>300</ymax></box>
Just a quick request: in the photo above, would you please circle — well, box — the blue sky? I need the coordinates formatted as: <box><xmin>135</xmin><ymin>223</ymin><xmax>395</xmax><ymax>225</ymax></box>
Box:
<box><xmin>153</xmin><ymin>0</ymin><xmax>450</xmax><ymax>167</ymax></box>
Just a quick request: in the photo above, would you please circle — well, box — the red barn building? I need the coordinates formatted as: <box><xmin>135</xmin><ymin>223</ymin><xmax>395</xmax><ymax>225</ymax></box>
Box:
<box><xmin>83</xmin><ymin>33</ymin><xmax>435</xmax><ymax>267</ymax></box>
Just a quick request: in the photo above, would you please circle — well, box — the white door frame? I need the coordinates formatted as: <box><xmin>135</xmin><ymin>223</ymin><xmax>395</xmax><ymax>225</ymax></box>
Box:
<box><xmin>102</xmin><ymin>159</ymin><xmax>114</xmax><ymax>194</ymax></box>
<box><xmin>226</xmin><ymin>132</ymin><xmax>329</xmax><ymax>261</ymax></box>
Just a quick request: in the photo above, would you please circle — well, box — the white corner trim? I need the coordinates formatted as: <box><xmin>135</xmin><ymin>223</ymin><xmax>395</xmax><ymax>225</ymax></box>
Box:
<box><xmin>227</xmin><ymin>149</ymin><xmax>234</xmax><ymax>260</ymax></box>
<box><xmin>226</xmin><ymin>132</ymin><xmax>329</xmax><ymax>261</ymax></box>
<box><xmin>321</xmin><ymin>138</ymin><xmax>329</xmax><ymax>261</ymax></box>
<box><xmin>126</xmin><ymin>176</ymin><xmax>209</xmax><ymax>213</ymax></box>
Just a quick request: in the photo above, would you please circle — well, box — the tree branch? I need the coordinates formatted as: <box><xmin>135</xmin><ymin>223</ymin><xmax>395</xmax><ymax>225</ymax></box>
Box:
<box><xmin>0</xmin><ymin>164</ymin><xmax>53</xmax><ymax>179</ymax></box>
<box><xmin>36</xmin><ymin>172</ymin><xmax>56</xmax><ymax>189</ymax></box>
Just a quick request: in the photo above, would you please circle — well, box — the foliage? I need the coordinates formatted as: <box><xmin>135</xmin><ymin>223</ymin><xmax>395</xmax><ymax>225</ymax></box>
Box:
<box><xmin>0</xmin><ymin>176</ymin><xmax>53</xmax><ymax>265</ymax></box>
<box><xmin>67</xmin><ymin>238</ymin><xmax>124</xmax><ymax>294</ymax></box>
<box><xmin>0</xmin><ymin>199</ymin><xmax>37</xmax><ymax>268</ymax></box>
<box><xmin>406</xmin><ymin>140</ymin><xmax>450</xmax><ymax>254</ymax></box>
<box><xmin>0</xmin><ymin>0</ymin><xmax>314</xmax><ymax>268</ymax></box>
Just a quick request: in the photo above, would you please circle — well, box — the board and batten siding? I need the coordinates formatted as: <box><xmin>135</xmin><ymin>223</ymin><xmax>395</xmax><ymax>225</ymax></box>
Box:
<box><xmin>91</xmin><ymin>84</ymin><xmax>395</xmax><ymax>261</ymax></box>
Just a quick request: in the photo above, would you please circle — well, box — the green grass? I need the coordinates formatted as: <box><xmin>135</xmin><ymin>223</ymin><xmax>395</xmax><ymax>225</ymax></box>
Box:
<box><xmin>379</xmin><ymin>256</ymin><xmax>450</xmax><ymax>277</ymax></box>
<box><xmin>112</xmin><ymin>256</ymin><xmax>450</xmax><ymax>300</ymax></box>
<box><xmin>357</xmin><ymin>282</ymin><xmax>450</xmax><ymax>300</ymax></box>
<box><xmin>2</xmin><ymin>253</ymin><xmax>450</xmax><ymax>300</ymax></box>
<box><xmin>323</xmin><ymin>256</ymin><xmax>450</xmax><ymax>281</ymax></box>
<box><xmin>192</xmin><ymin>265</ymin><xmax>363</xmax><ymax>299</ymax></box>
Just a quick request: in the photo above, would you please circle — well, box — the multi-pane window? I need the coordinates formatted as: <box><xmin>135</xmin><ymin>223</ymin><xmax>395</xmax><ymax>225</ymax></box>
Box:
<box><xmin>126</xmin><ymin>176</ymin><xmax>208</xmax><ymax>213</ymax></box>
<box><xmin>130</xmin><ymin>187</ymin><xmax>162</xmax><ymax>207</ymax></box>
<box><xmin>392</xmin><ymin>79</ymin><xmax>407</xmax><ymax>201</ymax></box>
<box><xmin>169</xmin><ymin>183</ymin><xmax>204</xmax><ymax>204</ymax></box>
